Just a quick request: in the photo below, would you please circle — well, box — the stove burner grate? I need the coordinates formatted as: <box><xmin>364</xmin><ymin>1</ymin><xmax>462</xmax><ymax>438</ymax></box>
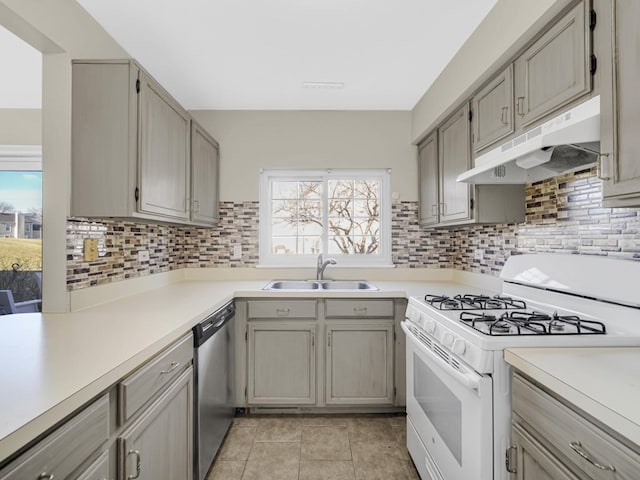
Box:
<box><xmin>424</xmin><ymin>294</ymin><xmax>526</xmax><ymax>311</ymax></box>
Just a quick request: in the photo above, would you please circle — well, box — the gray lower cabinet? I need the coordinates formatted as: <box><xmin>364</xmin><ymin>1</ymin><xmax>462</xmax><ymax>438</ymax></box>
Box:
<box><xmin>514</xmin><ymin>1</ymin><xmax>591</xmax><ymax>130</ymax></box>
<box><xmin>247</xmin><ymin>321</ymin><xmax>316</xmax><ymax>405</ymax></box>
<box><xmin>509</xmin><ymin>372</ymin><xmax>640</xmax><ymax>480</ymax></box>
<box><xmin>190</xmin><ymin>120</ymin><xmax>220</xmax><ymax>226</ymax></box>
<box><xmin>118</xmin><ymin>367</ymin><xmax>193</xmax><ymax>480</ymax></box>
<box><xmin>472</xmin><ymin>65</ymin><xmax>514</xmax><ymax>153</ymax></box>
<box><xmin>325</xmin><ymin>321</ymin><xmax>394</xmax><ymax>405</ymax></box>
<box><xmin>599</xmin><ymin>0</ymin><xmax>640</xmax><ymax>207</ymax></box>
<box><xmin>0</xmin><ymin>395</ymin><xmax>110</xmax><ymax>480</ymax></box>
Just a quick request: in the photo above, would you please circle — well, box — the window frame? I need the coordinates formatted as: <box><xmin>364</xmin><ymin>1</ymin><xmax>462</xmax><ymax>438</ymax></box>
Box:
<box><xmin>259</xmin><ymin>168</ymin><xmax>392</xmax><ymax>267</ymax></box>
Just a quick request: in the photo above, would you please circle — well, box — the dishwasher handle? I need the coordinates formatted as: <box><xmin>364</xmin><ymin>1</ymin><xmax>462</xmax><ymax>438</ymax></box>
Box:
<box><xmin>193</xmin><ymin>301</ymin><xmax>235</xmax><ymax>346</ymax></box>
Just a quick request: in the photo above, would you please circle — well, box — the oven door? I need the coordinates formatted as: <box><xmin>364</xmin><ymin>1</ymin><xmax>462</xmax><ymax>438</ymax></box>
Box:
<box><xmin>402</xmin><ymin>322</ymin><xmax>493</xmax><ymax>480</ymax></box>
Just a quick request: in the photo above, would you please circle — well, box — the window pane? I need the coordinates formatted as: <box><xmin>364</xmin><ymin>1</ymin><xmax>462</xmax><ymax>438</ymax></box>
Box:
<box><xmin>328</xmin><ymin>180</ymin><xmax>354</xmax><ymax>198</ymax></box>
<box><xmin>299</xmin><ymin>181</ymin><xmax>322</xmax><ymax>200</ymax></box>
<box><xmin>272</xmin><ymin>181</ymin><xmax>300</xmax><ymax>199</ymax></box>
<box><xmin>272</xmin><ymin>237</ymin><xmax>297</xmax><ymax>254</ymax></box>
<box><xmin>298</xmin><ymin>237</ymin><xmax>321</xmax><ymax>255</ymax></box>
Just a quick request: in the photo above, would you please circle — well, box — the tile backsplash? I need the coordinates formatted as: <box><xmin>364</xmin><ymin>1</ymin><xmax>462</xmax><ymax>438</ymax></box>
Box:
<box><xmin>66</xmin><ymin>168</ymin><xmax>640</xmax><ymax>290</ymax></box>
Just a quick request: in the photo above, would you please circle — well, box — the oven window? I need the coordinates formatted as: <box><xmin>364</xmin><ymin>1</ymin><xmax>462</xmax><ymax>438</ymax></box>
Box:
<box><xmin>414</xmin><ymin>354</ymin><xmax>462</xmax><ymax>465</ymax></box>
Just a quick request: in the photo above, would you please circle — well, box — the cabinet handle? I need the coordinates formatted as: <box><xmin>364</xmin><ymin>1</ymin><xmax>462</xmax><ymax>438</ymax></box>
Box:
<box><xmin>275</xmin><ymin>308</ymin><xmax>290</xmax><ymax>316</ymax></box>
<box><xmin>353</xmin><ymin>307</ymin><xmax>368</xmax><ymax>315</ymax></box>
<box><xmin>597</xmin><ymin>153</ymin><xmax>610</xmax><ymax>181</ymax></box>
<box><xmin>127</xmin><ymin>450</ymin><xmax>142</xmax><ymax>480</ymax></box>
<box><xmin>192</xmin><ymin>200</ymin><xmax>200</xmax><ymax>213</ymax></box>
<box><xmin>38</xmin><ymin>474</ymin><xmax>54</xmax><ymax>480</ymax></box>
<box><xmin>501</xmin><ymin>106</ymin><xmax>509</xmax><ymax>125</ymax></box>
<box><xmin>431</xmin><ymin>204</ymin><xmax>437</xmax><ymax>216</ymax></box>
<box><xmin>159</xmin><ymin>361</ymin><xmax>180</xmax><ymax>375</ymax></box>
<box><xmin>505</xmin><ymin>445</ymin><xmax>517</xmax><ymax>474</ymax></box>
<box><xmin>516</xmin><ymin>97</ymin><xmax>525</xmax><ymax>116</ymax></box>
<box><xmin>569</xmin><ymin>441</ymin><xmax>616</xmax><ymax>472</ymax></box>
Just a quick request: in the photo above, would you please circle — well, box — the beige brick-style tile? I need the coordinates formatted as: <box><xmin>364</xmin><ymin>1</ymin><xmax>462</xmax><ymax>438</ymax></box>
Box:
<box><xmin>299</xmin><ymin>460</ymin><xmax>356</xmax><ymax>480</ymax></box>
<box><xmin>388</xmin><ymin>414</ymin><xmax>407</xmax><ymax>427</ymax></box>
<box><xmin>301</xmin><ymin>426</ymin><xmax>351</xmax><ymax>460</ymax></box>
<box><xmin>218</xmin><ymin>426</ymin><xmax>256</xmax><ymax>461</ymax></box>
<box><xmin>351</xmin><ymin>442</ymin><xmax>415</xmax><ymax>480</ymax></box>
<box><xmin>233</xmin><ymin>416</ymin><xmax>261</xmax><ymax>427</ymax></box>
<box><xmin>302</xmin><ymin>415</ymin><xmax>349</xmax><ymax>427</ymax></box>
<box><xmin>346</xmin><ymin>417</ymin><xmax>396</xmax><ymax>443</ymax></box>
<box><xmin>254</xmin><ymin>416</ymin><xmax>303</xmax><ymax>442</ymax></box>
<box><xmin>242</xmin><ymin>442</ymin><xmax>300</xmax><ymax>480</ymax></box>
<box><xmin>207</xmin><ymin>460</ymin><xmax>245</xmax><ymax>480</ymax></box>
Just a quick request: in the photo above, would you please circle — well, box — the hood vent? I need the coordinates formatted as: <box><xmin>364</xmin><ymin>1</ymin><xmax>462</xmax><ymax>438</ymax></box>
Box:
<box><xmin>457</xmin><ymin>96</ymin><xmax>600</xmax><ymax>184</ymax></box>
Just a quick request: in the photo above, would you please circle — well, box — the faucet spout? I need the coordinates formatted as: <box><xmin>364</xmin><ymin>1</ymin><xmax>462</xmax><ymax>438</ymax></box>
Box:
<box><xmin>316</xmin><ymin>254</ymin><xmax>337</xmax><ymax>280</ymax></box>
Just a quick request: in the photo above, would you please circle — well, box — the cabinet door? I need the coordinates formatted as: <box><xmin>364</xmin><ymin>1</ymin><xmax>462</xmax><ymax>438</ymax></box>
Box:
<box><xmin>138</xmin><ymin>71</ymin><xmax>191</xmax><ymax>220</ymax></box>
<box><xmin>511</xmin><ymin>424</ymin><xmax>582</xmax><ymax>480</ymax></box>
<box><xmin>438</xmin><ymin>104</ymin><xmax>472</xmax><ymax>224</ymax></box>
<box><xmin>191</xmin><ymin>120</ymin><xmax>220</xmax><ymax>225</ymax></box>
<box><xmin>600</xmin><ymin>0</ymin><xmax>640</xmax><ymax>206</ymax></box>
<box><xmin>325</xmin><ymin>322</ymin><xmax>394</xmax><ymax>405</ymax></box>
<box><xmin>472</xmin><ymin>65</ymin><xmax>514</xmax><ymax>152</ymax></box>
<box><xmin>417</xmin><ymin>132</ymin><xmax>439</xmax><ymax>227</ymax></box>
<box><xmin>247</xmin><ymin>322</ymin><xmax>316</xmax><ymax>404</ymax></box>
<box><xmin>514</xmin><ymin>1</ymin><xmax>590</xmax><ymax>128</ymax></box>
<box><xmin>119</xmin><ymin>368</ymin><xmax>193</xmax><ymax>480</ymax></box>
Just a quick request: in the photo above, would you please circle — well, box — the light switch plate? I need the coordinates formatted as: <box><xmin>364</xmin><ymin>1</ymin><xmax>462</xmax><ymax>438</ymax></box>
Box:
<box><xmin>232</xmin><ymin>245</ymin><xmax>242</xmax><ymax>259</ymax></box>
<box><xmin>474</xmin><ymin>249</ymin><xmax>484</xmax><ymax>261</ymax></box>
<box><xmin>83</xmin><ymin>238</ymin><xmax>99</xmax><ymax>262</ymax></box>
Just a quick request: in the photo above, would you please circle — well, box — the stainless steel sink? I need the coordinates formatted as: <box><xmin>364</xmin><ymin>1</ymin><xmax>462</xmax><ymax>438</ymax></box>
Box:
<box><xmin>265</xmin><ymin>280</ymin><xmax>320</xmax><ymax>290</ymax></box>
<box><xmin>263</xmin><ymin>280</ymin><xmax>378</xmax><ymax>291</ymax></box>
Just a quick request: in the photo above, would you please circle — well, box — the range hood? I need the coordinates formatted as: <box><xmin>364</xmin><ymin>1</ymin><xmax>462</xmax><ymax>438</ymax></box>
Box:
<box><xmin>457</xmin><ymin>96</ymin><xmax>600</xmax><ymax>184</ymax></box>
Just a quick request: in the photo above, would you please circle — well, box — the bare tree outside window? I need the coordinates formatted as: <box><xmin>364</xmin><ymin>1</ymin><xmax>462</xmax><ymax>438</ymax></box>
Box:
<box><xmin>271</xmin><ymin>178</ymin><xmax>381</xmax><ymax>256</ymax></box>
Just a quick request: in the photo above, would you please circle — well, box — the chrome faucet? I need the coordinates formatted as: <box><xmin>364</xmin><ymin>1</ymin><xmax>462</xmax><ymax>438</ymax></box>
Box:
<box><xmin>316</xmin><ymin>253</ymin><xmax>337</xmax><ymax>280</ymax></box>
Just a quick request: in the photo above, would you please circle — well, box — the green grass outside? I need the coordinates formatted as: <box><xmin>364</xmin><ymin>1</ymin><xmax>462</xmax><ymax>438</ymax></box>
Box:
<box><xmin>0</xmin><ymin>238</ymin><xmax>42</xmax><ymax>271</ymax></box>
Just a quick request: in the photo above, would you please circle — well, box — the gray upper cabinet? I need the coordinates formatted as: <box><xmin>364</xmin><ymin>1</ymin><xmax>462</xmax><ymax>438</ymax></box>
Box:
<box><xmin>137</xmin><ymin>70</ymin><xmax>191</xmax><ymax>220</ymax></box>
<box><xmin>599</xmin><ymin>0</ymin><xmax>640</xmax><ymax>207</ymax></box>
<box><xmin>472</xmin><ymin>65</ymin><xmax>514</xmax><ymax>153</ymax></box>
<box><xmin>439</xmin><ymin>104</ymin><xmax>472</xmax><ymax>224</ymax></box>
<box><xmin>72</xmin><ymin>60</ymin><xmax>219</xmax><ymax>226</ymax></box>
<box><xmin>417</xmin><ymin>132</ymin><xmax>439</xmax><ymax>227</ymax></box>
<box><xmin>514</xmin><ymin>1</ymin><xmax>591</xmax><ymax>129</ymax></box>
<box><xmin>190</xmin><ymin>120</ymin><xmax>220</xmax><ymax>226</ymax></box>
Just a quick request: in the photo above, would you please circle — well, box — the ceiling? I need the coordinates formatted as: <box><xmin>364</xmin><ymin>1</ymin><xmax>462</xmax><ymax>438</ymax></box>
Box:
<box><xmin>76</xmin><ymin>0</ymin><xmax>497</xmax><ymax>111</ymax></box>
<box><xmin>0</xmin><ymin>25</ymin><xmax>41</xmax><ymax>109</ymax></box>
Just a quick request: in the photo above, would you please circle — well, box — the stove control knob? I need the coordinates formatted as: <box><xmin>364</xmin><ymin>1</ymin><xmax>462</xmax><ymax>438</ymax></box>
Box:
<box><xmin>452</xmin><ymin>339</ymin><xmax>467</xmax><ymax>356</ymax></box>
<box><xmin>424</xmin><ymin>319</ymin><xmax>435</xmax><ymax>334</ymax></box>
<box><xmin>442</xmin><ymin>332</ymin><xmax>454</xmax><ymax>347</ymax></box>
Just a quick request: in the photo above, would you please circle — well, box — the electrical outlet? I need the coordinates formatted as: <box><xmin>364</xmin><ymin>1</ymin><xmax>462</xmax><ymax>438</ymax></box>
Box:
<box><xmin>474</xmin><ymin>249</ymin><xmax>484</xmax><ymax>261</ymax></box>
<box><xmin>83</xmin><ymin>239</ymin><xmax>99</xmax><ymax>262</ymax></box>
<box><xmin>138</xmin><ymin>250</ymin><xmax>150</xmax><ymax>262</ymax></box>
<box><xmin>232</xmin><ymin>245</ymin><xmax>242</xmax><ymax>259</ymax></box>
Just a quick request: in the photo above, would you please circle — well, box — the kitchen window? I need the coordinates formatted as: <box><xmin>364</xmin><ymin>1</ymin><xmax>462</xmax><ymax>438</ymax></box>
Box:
<box><xmin>259</xmin><ymin>169</ymin><xmax>391</xmax><ymax>267</ymax></box>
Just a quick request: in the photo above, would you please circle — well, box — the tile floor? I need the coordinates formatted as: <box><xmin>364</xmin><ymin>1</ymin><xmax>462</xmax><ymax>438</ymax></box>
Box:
<box><xmin>207</xmin><ymin>414</ymin><xmax>420</xmax><ymax>480</ymax></box>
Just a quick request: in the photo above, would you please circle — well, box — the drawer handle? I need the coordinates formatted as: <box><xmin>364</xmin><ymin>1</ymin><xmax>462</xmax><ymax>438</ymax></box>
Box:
<box><xmin>569</xmin><ymin>441</ymin><xmax>616</xmax><ymax>472</ymax></box>
<box><xmin>38</xmin><ymin>474</ymin><xmax>54</xmax><ymax>480</ymax></box>
<box><xmin>275</xmin><ymin>308</ymin><xmax>290</xmax><ymax>316</ymax></box>
<box><xmin>127</xmin><ymin>449</ymin><xmax>142</xmax><ymax>480</ymax></box>
<box><xmin>160</xmin><ymin>361</ymin><xmax>180</xmax><ymax>375</ymax></box>
<box><xmin>353</xmin><ymin>307</ymin><xmax>368</xmax><ymax>314</ymax></box>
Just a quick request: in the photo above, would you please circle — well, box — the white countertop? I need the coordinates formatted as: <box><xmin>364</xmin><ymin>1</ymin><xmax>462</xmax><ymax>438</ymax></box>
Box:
<box><xmin>505</xmin><ymin>347</ymin><xmax>640</xmax><ymax>448</ymax></box>
<box><xmin>0</xmin><ymin>273</ymin><xmax>483</xmax><ymax>462</ymax></box>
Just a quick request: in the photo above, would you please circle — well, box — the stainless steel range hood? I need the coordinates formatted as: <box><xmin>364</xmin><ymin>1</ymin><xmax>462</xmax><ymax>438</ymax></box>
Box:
<box><xmin>457</xmin><ymin>96</ymin><xmax>600</xmax><ymax>184</ymax></box>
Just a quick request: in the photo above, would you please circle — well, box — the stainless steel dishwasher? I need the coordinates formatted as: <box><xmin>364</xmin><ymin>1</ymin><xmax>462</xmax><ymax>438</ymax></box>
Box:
<box><xmin>193</xmin><ymin>300</ymin><xmax>235</xmax><ymax>480</ymax></box>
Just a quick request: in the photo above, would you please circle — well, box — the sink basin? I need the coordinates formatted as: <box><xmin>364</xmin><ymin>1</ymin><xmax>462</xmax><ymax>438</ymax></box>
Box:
<box><xmin>320</xmin><ymin>280</ymin><xmax>378</xmax><ymax>291</ymax></box>
<box><xmin>263</xmin><ymin>280</ymin><xmax>378</xmax><ymax>291</ymax></box>
<box><xmin>265</xmin><ymin>280</ymin><xmax>320</xmax><ymax>290</ymax></box>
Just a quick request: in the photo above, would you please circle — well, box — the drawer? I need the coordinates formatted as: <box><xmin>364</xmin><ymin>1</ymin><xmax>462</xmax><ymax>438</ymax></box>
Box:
<box><xmin>118</xmin><ymin>333</ymin><xmax>193</xmax><ymax>424</ymax></box>
<box><xmin>513</xmin><ymin>373</ymin><xmax>640</xmax><ymax>480</ymax></box>
<box><xmin>0</xmin><ymin>394</ymin><xmax>109</xmax><ymax>480</ymax></box>
<box><xmin>247</xmin><ymin>300</ymin><xmax>316</xmax><ymax>319</ymax></box>
<box><xmin>325</xmin><ymin>299</ymin><xmax>394</xmax><ymax>318</ymax></box>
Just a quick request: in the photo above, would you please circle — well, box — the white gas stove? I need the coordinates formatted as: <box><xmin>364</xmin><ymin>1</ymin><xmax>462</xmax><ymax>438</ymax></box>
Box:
<box><xmin>403</xmin><ymin>254</ymin><xmax>640</xmax><ymax>480</ymax></box>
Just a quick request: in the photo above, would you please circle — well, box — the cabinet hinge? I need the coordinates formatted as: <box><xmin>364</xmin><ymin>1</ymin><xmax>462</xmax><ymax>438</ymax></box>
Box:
<box><xmin>589</xmin><ymin>9</ymin><xmax>597</xmax><ymax>31</ymax></box>
<box><xmin>470</xmin><ymin>198</ymin><xmax>474</xmax><ymax>210</ymax></box>
<box><xmin>506</xmin><ymin>445</ymin><xmax>517</xmax><ymax>474</ymax></box>
<box><xmin>468</xmin><ymin>110</ymin><xmax>473</xmax><ymax>122</ymax></box>
<box><xmin>134</xmin><ymin>187</ymin><xmax>139</xmax><ymax>202</ymax></box>
<box><xmin>590</xmin><ymin>55</ymin><xmax>597</xmax><ymax>75</ymax></box>
<box><xmin>135</xmin><ymin>79</ymin><xmax>141</xmax><ymax>94</ymax></box>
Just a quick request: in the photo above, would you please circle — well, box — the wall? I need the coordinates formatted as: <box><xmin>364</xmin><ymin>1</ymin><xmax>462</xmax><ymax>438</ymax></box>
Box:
<box><xmin>66</xmin><ymin>168</ymin><xmax>640</xmax><ymax>290</ymax></box>
<box><xmin>190</xmin><ymin>110</ymin><xmax>417</xmax><ymax>202</ymax></box>
<box><xmin>0</xmin><ymin>109</ymin><xmax>41</xmax><ymax>144</ymax></box>
<box><xmin>411</xmin><ymin>0</ymin><xmax>571</xmax><ymax>142</ymax></box>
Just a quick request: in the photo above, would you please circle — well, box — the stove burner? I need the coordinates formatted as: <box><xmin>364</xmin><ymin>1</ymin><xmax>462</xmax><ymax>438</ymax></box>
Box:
<box><xmin>460</xmin><ymin>309</ymin><xmax>607</xmax><ymax>336</ymax></box>
<box><xmin>424</xmin><ymin>294</ymin><xmax>527</xmax><ymax>311</ymax></box>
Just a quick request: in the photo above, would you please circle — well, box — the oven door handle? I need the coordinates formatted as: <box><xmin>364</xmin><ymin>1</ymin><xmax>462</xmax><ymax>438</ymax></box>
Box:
<box><xmin>402</xmin><ymin>322</ymin><xmax>481</xmax><ymax>391</ymax></box>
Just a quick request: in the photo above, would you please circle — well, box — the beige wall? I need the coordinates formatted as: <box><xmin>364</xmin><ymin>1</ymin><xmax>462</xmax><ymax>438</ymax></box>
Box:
<box><xmin>190</xmin><ymin>110</ymin><xmax>417</xmax><ymax>202</ymax></box>
<box><xmin>0</xmin><ymin>109</ymin><xmax>41</xmax><ymax>144</ymax></box>
<box><xmin>411</xmin><ymin>0</ymin><xmax>572</xmax><ymax>143</ymax></box>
